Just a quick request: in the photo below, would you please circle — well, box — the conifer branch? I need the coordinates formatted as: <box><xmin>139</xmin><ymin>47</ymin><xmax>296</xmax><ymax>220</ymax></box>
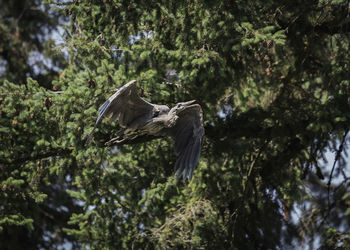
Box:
<box><xmin>0</xmin><ymin>148</ymin><xmax>73</xmax><ymax>166</ymax></box>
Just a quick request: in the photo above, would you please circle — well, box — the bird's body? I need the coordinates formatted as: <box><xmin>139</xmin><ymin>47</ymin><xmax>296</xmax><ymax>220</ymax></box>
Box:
<box><xmin>86</xmin><ymin>80</ymin><xmax>204</xmax><ymax>180</ymax></box>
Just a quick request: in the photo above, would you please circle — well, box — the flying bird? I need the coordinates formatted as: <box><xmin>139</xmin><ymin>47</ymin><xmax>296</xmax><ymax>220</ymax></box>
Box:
<box><xmin>86</xmin><ymin>80</ymin><xmax>204</xmax><ymax>180</ymax></box>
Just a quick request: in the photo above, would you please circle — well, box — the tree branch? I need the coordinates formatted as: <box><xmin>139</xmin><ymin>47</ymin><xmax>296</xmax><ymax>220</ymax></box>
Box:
<box><xmin>327</xmin><ymin>131</ymin><xmax>349</xmax><ymax>209</ymax></box>
<box><xmin>315</xmin><ymin>21</ymin><xmax>350</xmax><ymax>35</ymax></box>
<box><xmin>0</xmin><ymin>148</ymin><xmax>73</xmax><ymax>166</ymax></box>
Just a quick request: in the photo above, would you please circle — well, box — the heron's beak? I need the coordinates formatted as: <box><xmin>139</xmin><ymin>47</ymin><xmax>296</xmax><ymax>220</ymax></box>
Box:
<box><xmin>183</xmin><ymin>100</ymin><xmax>196</xmax><ymax>107</ymax></box>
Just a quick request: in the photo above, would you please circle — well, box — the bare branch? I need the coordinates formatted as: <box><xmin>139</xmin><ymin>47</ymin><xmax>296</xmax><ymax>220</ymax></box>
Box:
<box><xmin>327</xmin><ymin>131</ymin><xmax>349</xmax><ymax>209</ymax></box>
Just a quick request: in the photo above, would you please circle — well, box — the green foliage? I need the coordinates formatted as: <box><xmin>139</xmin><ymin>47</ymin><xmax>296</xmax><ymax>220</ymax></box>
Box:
<box><xmin>0</xmin><ymin>0</ymin><xmax>67</xmax><ymax>86</ymax></box>
<box><xmin>2</xmin><ymin>0</ymin><xmax>350</xmax><ymax>249</ymax></box>
<box><xmin>320</xmin><ymin>228</ymin><xmax>350</xmax><ymax>250</ymax></box>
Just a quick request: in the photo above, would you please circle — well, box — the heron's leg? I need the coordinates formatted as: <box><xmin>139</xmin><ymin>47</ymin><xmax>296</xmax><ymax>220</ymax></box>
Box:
<box><xmin>104</xmin><ymin>129</ymin><xmax>126</xmax><ymax>146</ymax></box>
<box><xmin>105</xmin><ymin>128</ymin><xmax>141</xmax><ymax>146</ymax></box>
<box><xmin>105</xmin><ymin>137</ymin><xmax>127</xmax><ymax>146</ymax></box>
<box><xmin>105</xmin><ymin>131</ymin><xmax>140</xmax><ymax>145</ymax></box>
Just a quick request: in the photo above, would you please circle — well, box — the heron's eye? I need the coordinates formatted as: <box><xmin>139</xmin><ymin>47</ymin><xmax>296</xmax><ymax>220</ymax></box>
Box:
<box><xmin>153</xmin><ymin>110</ymin><xmax>160</xmax><ymax>118</ymax></box>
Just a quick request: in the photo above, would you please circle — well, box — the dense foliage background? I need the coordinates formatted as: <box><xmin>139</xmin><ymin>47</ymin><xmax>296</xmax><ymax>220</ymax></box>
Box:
<box><xmin>1</xmin><ymin>0</ymin><xmax>350</xmax><ymax>249</ymax></box>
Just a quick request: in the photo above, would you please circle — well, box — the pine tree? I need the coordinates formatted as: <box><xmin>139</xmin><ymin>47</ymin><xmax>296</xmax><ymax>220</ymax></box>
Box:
<box><xmin>0</xmin><ymin>1</ymin><xmax>80</xmax><ymax>249</ymax></box>
<box><xmin>0</xmin><ymin>0</ymin><xmax>66</xmax><ymax>87</ymax></box>
<box><xmin>2</xmin><ymin>0</ymin><xmax>350</xmax><ymax>249</ymax></box>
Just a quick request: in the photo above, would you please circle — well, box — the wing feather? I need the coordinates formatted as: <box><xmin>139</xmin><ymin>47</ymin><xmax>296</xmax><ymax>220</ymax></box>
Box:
<box><xmin>176</xmin><ymin>145</ymin><xmax>190</xmax><ymax>178</ymax></box>
<box><xmin>183</xmin><ymin>140</ymin><xmax>195</xmax><ymax>179</ymax></box>
<box><xmin>173</xmin><ymin>104</ymin><xmax>204</xmax><ymax>180</ymax></box>
<box><xmin>86</xmin><ymin>80</ymin><xmax>154</xmax><ymax>143</ymax></box>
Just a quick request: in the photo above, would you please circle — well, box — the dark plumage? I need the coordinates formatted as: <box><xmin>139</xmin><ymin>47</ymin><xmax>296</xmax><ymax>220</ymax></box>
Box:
<box><xmin>87</xmin><ymin>80</ymin><xmax>204</xmax><ymax>180</ymax></box>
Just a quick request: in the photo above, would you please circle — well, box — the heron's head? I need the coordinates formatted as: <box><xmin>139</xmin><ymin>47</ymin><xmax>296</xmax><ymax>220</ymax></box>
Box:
<box><xmin>157</xmin><ymin>105</ymin><xmax>170</xmax><ymax>114</ymax></box>
<box><xmin>171</xmin><ymin>100</ymin><xmax>196</xmax><ymax>114</ymax></box>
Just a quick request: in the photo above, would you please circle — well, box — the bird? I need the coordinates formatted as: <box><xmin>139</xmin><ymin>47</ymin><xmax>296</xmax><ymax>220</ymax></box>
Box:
<box><xmin>86</xmin><ymin>80</ymin><xmax>204</xmax><ymax>180</ymax></box>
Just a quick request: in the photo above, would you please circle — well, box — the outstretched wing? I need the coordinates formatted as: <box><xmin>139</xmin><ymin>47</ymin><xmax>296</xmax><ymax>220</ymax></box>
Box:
<box><xmin>173</xmin><ymin>104</ymin><xmax>204</xmax><ymax>180</ymax></box>
<box><xmin>86</xmin><ymin>80</ymin><xmax>154</xmax><ymax>143</ymax></box>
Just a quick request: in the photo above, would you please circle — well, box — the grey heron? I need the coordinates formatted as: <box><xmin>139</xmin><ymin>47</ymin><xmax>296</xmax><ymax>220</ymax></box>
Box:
<box><xmin>86</xmin><ymin>80</ymin><xmax>204</xmax><ymax>180</ymax></box>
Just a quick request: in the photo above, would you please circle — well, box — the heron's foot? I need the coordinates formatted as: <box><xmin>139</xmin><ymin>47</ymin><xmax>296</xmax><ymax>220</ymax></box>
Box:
<box><xmin>105</xmin><ymin>129</ymin><xmax>142</xmax><ymax>146</ymax></box>
<box><xmin>105</xmin><ymin>136</ymin><xmax>127</xmax><ymax>146</ymax></box>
